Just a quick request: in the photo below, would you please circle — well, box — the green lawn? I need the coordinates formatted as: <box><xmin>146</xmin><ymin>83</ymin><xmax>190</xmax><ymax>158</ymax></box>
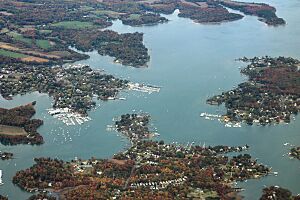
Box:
<box><xmin>51</xmin><ymin>21</ymin><xmax>94</xmax><ymax>29</ymax></box>
<box><xmin>92</xmin><ymin>10</ymin><xmax>121</xmax><ymax>18</ymax></box>
<box><xmin>36</xmin><ymin>39</ymin><xmax>51</xmax><ymax>49</ymax></box>
<box><xmin>127</xmin><ymin>14</ymin><xmax>141</xmax><ymax>20</ymax></box>
<box><xmin>7</xmin><ymin>31</ymin><xmax>52</xmax><ymax>49</ymax></box>
<box><xmin>0</xmin><ymin>49</ymin><xmax>27</xmax><ymax>58</ymax></box>
<box><xmin>7</xmin><ymin>32</ymin><xmax>32</xmax><ymax>45</ymax></box>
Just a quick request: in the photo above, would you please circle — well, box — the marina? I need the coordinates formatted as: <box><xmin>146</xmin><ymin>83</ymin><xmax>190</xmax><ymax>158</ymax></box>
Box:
<box><xmin>200</xmin><ymin>112</ymin><xmax>241</xmax><ymax>127</ymax></box>
<box><xmin>128</xmin><ymin>83</ymin><xmax>161</xmax><ymax>94</ymax></box>
<box><xmin>47</xmin><ymin>108</ymin><xmax>91</xmax><ymax>126</ymax></box>
<box><xmin>200</xmin><ymin>112</ymin><xmax>222</xmax><ymax>120</ymax></box>
<box><xmin>224</xmin><ymin>122</ymin><xmax>242</xmax><ymax>128</ymax></box>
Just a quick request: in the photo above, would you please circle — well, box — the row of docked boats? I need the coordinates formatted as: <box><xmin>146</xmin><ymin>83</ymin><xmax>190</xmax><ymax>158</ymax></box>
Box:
<box><xmin>48</xmin><ymin>108</ymin><xmax>91</xmax><ymax>126</ymax></box>
<box><xmin>200</xmin><ymin>112</ymin><xmax>241</xmax><ymax>128</ymax></box>
<box><xmin>128</xmin><ymin>83</ymin><xmax>160</xmax><ymax>94</ymax></box>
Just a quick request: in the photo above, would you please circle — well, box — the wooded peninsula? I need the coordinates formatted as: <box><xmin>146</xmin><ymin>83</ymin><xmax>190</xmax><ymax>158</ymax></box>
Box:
<box><xmin>207</xmin><ymin>56</ymin><xmax>300</xmax><ymax>126</ymax></box>
<box><xmin>0</xmin><ymin>102</ymin><xmax>43</xmax><ymax>145</ymax></box>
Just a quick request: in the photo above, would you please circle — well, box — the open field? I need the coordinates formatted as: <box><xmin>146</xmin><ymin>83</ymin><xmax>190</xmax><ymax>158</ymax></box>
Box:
<box><xmin>0</xmin><ymin>42</ymin><xmax>21</xmax><ymax>51</ymax></box>
<box><xmin>6</xmin><ymin>32</ymin><xmax>53</xmax><ymax>49</ymax></box>
<box><xmin>51</xmin><ymin>21</ymin><xmax>94</xmax><ymax>29</ymax></box>
<box><xmin>0</xmin><ymin>125</ymin><xmax>27</xmax><ymax>136</ymax></box>
<box><xmin>0</xmin><ymin>49</ymin><xmax>27</xmax><ymax>58</ymax></box>
<box><xmin>36</xmin><ymin>40</ymin><xmax>52</xmax><ymax>49</ymax></box>
<box><xmin>92</xmin><ymin>10</ymin><xmax>124</xmax><ymax>18</ymax></box>
<box><xmin>7</xmin><ymin>31</ymin><xmax>33</xmax><ymax>45</ymax></box>
<box><xmin>0</xmin><ymin>46</ymin><xmax>53</xmax><ymax>62</ymax></box>
<box><xmin>20</xmin><ymin>56</ymin><xmax>49</xmax><ymax>63</ymax></box>
<box><xmin>127</xmin><ymin>14</ymin><xmax>141</xmax><ymax>20</ymax></box>
<box><xmin>0</xmin><ymin>42</ymin><xmax>60</xmax><ymax>60</ymax></box>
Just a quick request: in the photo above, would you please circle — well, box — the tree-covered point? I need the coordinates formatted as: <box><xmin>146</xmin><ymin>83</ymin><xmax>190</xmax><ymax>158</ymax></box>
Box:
<box><xmin>121</xmin><ymin>13</ymin><xmax>168</xmax><ymax>26</ymax></box>
<box><xmin>207</xmin><ymin>56</ymin><xmax>300</xmax><ymax>126</ymax></box>
<box><xmin>260</xmin><ymin>186</ymin><xmax>300</xmax><ymax>200</ymax></box>
<box><xmin>51</xmin><ymin>29</ymin><xmax>150</xmax><ymax>67</ymax></box>
<box><xmin>0</xmin><ymin>102</ymin><xmax>44</xmax><ymax>145</ymax></box>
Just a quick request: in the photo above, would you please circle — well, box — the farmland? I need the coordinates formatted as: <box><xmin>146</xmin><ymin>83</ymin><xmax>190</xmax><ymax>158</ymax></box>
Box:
<box><xmin>0</xmin><ymin>49</ymin><xmax>27</xmax><ymax>58</ymax></box>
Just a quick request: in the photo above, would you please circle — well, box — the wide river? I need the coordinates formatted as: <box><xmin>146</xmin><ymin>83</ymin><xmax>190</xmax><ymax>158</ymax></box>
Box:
<box><xmin>1</xmin><ymin>0</ymin><xmax>300</xmax><ymax>199</ymax></box>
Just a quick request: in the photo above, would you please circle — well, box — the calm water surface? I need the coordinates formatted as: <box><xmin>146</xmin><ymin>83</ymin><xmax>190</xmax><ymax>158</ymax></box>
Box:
<box><xmin>1</xmin><ymin>0</ymin><xmax>300</xmax><ymax>199</ymax></box>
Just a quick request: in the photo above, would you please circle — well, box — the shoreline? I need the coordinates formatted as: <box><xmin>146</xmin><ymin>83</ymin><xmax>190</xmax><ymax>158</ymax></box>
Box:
<box><xmin>207</xmin><ymin>56</ymin><xmax>300</xmax><ymax>126</ymax></box>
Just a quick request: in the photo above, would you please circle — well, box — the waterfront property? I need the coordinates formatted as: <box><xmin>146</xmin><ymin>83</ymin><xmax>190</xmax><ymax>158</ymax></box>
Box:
<box><xmin>0</xmin><ymin>63</ymin><xmax>128</xmax><ymax>119</ymax></box>
<box><xmin>260</xmin><ymin>186</ymin><xmax>300</xmax><ymax>200</ymax></box>
<box><xmin>207</xmin><ymin>56</ymin><xmax>300</xmax><ymax>126</ymax></box>
<box><xmin>0</xmin><ymin>0</ymin><xmax>299</xmax><ymax>199</ymax></box>
<box><xmin>114</xmin><ymin>113</ymin><xmax>158</xmax><ymax>141</ymax></box>
<box><xmin>11</xmin><ymin>113</ymin><xmax>265</xmax><ymax>199</ymax></box>
<box><xmin>12</xmin><ymin>140</ymin><xmax>269</xmax><ymax>199</ymax></box>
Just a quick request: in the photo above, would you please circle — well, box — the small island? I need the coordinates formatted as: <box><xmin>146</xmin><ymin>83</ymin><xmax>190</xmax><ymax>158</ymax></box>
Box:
<box><xmin>0</xmin><ymin>102</ymin><xmax>43</xmax><ymax>145</ymax></box>
<box><xmin>0</xmin><ymin>151</ymin><xmax>13</xmax><ymax>160</ymax></box>
<box><xmin>207</xmin><ymin>56</ymin><xmax>300</xmax><ymax>126</ymax></box>
<box><xmin>13</xmin><ymin>114</ymin><xmax>270</xmax><ymax>199</ymax></box>
<box><xmin>115</xmin><ymin>113</ymin><xmax>158</xmax><ymax>141</ymax></box>
<box><xmin>260</xmin><ymin>186</ymin><xmax>300</xmax><ymax>200</ymax></box>
<box><xmin>289</xmin><ymin>147</ymin><xmax>300</xmax><ymax>160</ymax></box>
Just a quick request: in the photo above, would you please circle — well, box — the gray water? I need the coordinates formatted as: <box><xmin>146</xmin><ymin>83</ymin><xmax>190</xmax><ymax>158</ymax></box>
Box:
<box><xmin>1</xmin><ymin>0</ymin><xmax>300</xmax><ymax>199</ymax></box>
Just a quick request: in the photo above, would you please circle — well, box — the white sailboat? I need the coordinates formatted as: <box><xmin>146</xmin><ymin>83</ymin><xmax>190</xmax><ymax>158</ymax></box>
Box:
<box><xmin>0</xmin><ymin>170</ymin><xmax>3</xmax><ymax>185</ymax></box>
